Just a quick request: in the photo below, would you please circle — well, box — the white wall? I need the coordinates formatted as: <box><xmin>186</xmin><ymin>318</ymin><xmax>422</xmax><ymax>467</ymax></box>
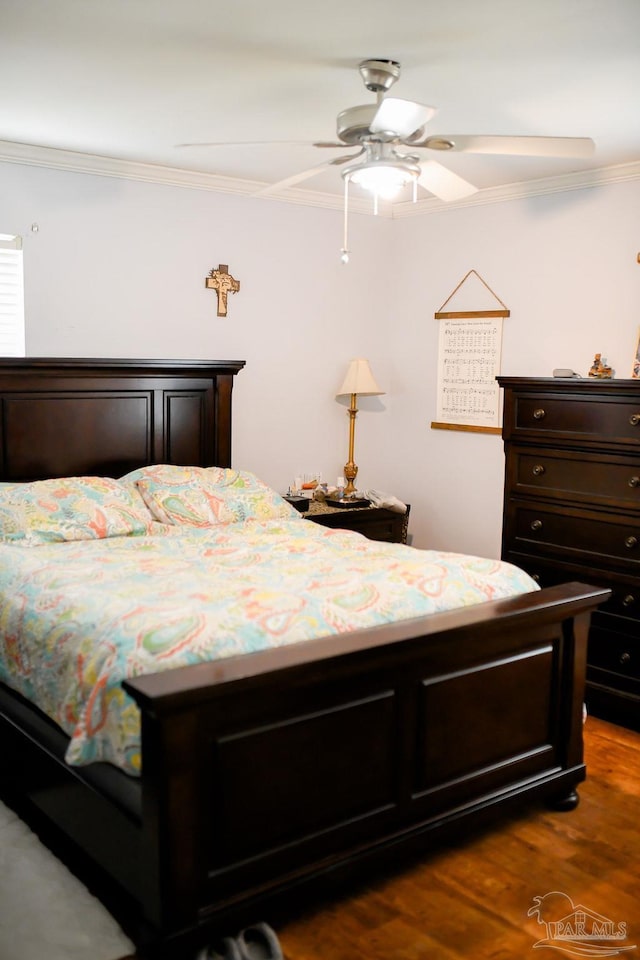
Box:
<box><xmin>1</xmin><ymin>162</ymin><xmax>395</xmax><ymax>496</ymax></box>
<box><xmin>387</xmin><ymin>181</ymin><xmax>640</xmax><ymax>555</ymax></box>
<box><xmin>2</xmin><ymin>161</ymin><xmax>639</xmax><ymax>557</ymax></box>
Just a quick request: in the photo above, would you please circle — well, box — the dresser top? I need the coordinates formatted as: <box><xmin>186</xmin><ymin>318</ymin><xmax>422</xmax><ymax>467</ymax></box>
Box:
<box><xmin>498</xmin><ymin>376</ymin><xmax>640</xmax><ymax>391</ymax></box>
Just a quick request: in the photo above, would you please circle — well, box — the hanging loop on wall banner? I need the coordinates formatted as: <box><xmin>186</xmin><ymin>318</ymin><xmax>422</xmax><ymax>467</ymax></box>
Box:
<box><xmin>434</xmin><ymin>269</ymin><xmax>510</xmax><ymax>319</ymax></box>
<box><xmin>432</xmin><ymin>270</ymin><xmax>510</xmax><ymax>435</ymax></box>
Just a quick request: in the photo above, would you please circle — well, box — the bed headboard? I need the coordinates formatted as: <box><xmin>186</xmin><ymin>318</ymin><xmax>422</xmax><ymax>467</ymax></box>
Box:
<box><xmin>0</xmin><ymin>358</ymin><xmax>245</xmax><ymax>481</ymax></box>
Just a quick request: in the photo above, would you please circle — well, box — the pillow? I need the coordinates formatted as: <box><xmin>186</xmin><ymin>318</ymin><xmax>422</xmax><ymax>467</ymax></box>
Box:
<box><xmin>120</xmin><ymin>464</ymin><xmax>233</xmax><ymax>487</ymax></box>
<box><xmin>0</xmin><ymin>476</ymin><xmax>154</xmax><ymax>546</ymax></box>
<box><xmin>126</xmin><ymin>464</ymin><xmax>300</xmax><ymax>527</ymax></box>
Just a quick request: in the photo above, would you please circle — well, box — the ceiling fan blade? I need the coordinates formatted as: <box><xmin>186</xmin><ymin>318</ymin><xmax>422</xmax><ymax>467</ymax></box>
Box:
<box><xmin>313</xmin><ymin>141</ymin><xmax>360</xmax><ymax>149</ymax></box>
<box><xmin>370</xmin><ymin>98</ymin><xmax>437</xmax><ymax>139</ymax></box>
<box><xmin>254</xmin><ymin>156</ymin><xmax>357</xmax><ymax>197</ymax></box>
<box><xmin>329</xmin><ymin>148</ymin><xmax>365</xmax><ymax>165</ymax></box>
<box><xmin>417</xmin><ymin>134</ymin><xmax>595</xmax><ymax>158</ymax></box>
<box><xmin>418</xmin><ymin>161</ymin><xmax>479</xmax><ymax>201</ymax></box>
<box><xmin>176</xmin><ymin>139</ymin><xmax>314</xmax><ymax>149</ymax></box>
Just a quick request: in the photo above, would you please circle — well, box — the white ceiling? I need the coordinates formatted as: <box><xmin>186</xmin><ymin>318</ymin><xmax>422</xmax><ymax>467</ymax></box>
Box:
<box><xmin>2</xmin><ymin>0</ymin><xmax>640</xmax><ymax>208</ymax></box>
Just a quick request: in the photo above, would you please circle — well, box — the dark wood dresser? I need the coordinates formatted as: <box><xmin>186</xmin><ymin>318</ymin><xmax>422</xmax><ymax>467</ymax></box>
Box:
<box><xmin>497</xmin><ymin>376</ymin><xmax>640</xmax><ymax>729</ymax></box>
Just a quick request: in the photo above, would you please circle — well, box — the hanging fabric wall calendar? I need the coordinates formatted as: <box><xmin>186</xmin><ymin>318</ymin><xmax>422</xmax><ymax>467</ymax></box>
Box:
<box><xmin>431</xmin><ymin>270</ymin><xmax>509</xmax><ymax>435</ymax></box>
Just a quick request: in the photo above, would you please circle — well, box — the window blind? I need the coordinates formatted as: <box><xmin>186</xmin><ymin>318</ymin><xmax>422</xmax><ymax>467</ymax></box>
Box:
<box><xmin>0</xmin><ymin>234</ymin><xmax>25</xmax><ymax>357</ymax></box>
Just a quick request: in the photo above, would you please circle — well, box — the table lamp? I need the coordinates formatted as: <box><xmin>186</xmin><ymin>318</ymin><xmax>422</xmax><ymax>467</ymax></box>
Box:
<box><xmin>336</xmin><ymin>358</ymin><xmax>385</xmax><ymax>497</ymax></box>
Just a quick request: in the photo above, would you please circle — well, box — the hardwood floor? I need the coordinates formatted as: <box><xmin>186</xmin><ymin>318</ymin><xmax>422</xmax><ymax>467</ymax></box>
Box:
<box><xmin>276</xmin><ymin>716</ymin><xmax>640</xmax><ymax>960</ymax></box>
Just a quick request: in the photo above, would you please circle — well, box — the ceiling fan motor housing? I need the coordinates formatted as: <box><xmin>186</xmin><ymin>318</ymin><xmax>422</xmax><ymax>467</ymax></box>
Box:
<box><xmin>337</xmin><ymin>104</ymin><xmax>389</xmax><ymax>144</ymax></box>
<box><xmin>338</xmin><ymin>60</ymin><xmax>423</xmax><ymax>144</ymax></box>
<box><xmin>358</xmin><ymin>59</ymin><xmax>401</xmax><ymax>92</ymax></box>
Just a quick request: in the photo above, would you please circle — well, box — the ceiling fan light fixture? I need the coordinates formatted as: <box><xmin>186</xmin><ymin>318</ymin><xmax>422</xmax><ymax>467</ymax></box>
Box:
<box><xmin>339</xmin><ymin>152</ymin><xmax>419</xmax><ymax>263</ymax></box>
<box><xmin>344</xmin><ymin>158</ymin><xmax>420</xmax><ymax>199</ymax></box>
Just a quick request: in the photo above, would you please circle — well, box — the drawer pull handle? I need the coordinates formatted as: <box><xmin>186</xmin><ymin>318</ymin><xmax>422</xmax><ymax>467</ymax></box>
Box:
<box><xmin>531</xmin><ymin>573</ymin><xmax>541</xmax><ymax>583</ymax></box>
<box><xmin>629</xmin><ymin>476</ymin><xmax>640</xmax><ymax>488</ymax></box>
<box><xmin>622</xmin><ymin>594</ymin><xmax>636</xmax><ymax>608</ymax></box>
<box><xmin>630</xmin><ymin>414</ymin><xmax>640</xmax><ymax>426</ymax></box>
<box><xmin>530</xmin><ymin>519</ymin><xmax>543</xmax><ymax>532</ymax></box>
<box><xmin>625</xmin><ymin>536</ymin><xmax>638</xmax><ymax>549</ymax></box>
<box><xmin>620</xmin><ymin>651</ymin><xmax>631</xmax><ymax>666</ymax></box>
<box><xmin>532</xmin><ymin>464</ymin><xmax>546</xmax><ymax>476</ymax></box>
<box><xmin>533</xmin><ymin>408</ymin><xmax>546</xmax><ymax>420</ymax></box>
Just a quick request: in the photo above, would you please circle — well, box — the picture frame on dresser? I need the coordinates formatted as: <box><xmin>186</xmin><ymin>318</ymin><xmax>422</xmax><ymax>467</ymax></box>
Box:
<box><xmin>632</xmin><ymin>327</ymin><xmax>640</xmax><ymax>379</ymax></box>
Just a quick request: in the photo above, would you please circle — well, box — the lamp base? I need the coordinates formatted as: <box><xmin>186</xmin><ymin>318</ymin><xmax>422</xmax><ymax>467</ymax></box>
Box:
<box><xmin>326</xmin><ymin>497</ymin><xmax>370</xmax><ymax>508</ymax></box>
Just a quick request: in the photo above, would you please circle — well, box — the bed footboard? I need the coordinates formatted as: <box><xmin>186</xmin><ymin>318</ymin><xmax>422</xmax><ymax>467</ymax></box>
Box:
<box><xmin>123</xmin><ymin>581</ymin><xmax>608</xmax><ymax>954</ymax></box>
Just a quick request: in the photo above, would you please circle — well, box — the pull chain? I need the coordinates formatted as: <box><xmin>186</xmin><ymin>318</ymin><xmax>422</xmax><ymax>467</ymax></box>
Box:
<box><xmin>340</xmin><ymin>176</ymin><xmax>350</xmax><ymax>264</ymax></box>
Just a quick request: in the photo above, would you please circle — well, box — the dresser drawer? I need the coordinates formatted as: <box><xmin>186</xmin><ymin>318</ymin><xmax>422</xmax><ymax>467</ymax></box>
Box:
<box><xmin>502</xmin><ymin>550</ymin><xmax>638</xmax><ymax>618</ymax></box>
<box><xmin>506</xmin><ymin>446</ymin><xmax>640</xmax><ymax>508</ymax></box>
<box><xmin>504</xmin><ymin>500</ymin><xmax>640</xmax><ymax>571</ymax></box>
<box><xmin>601</xmin><ymin>585</ymin><xmax>640</xmax><ymax>621</ymax></box>
<box><xmin>506</xmin><ymin>392</ymin><xmax>640</xmax><ymax>448</ymax></box>
<box><xmin>588</xmin><ymin>621</ymin><xmax>640</xmax><ymax>686</ymax></box>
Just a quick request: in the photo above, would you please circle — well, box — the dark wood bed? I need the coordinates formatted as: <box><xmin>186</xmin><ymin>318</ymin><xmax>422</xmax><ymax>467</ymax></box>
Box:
<box><xmin>0</xmin><ymin>358</ymin><xmax>610</xmax><ymax>959</ymax></box>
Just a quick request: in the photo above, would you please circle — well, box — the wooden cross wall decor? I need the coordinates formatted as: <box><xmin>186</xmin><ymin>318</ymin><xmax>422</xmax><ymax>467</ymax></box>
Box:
<box><xmin>205</xmin><ymin>264</ymin><xmax>240</xmax><ymax>317</ymax></box>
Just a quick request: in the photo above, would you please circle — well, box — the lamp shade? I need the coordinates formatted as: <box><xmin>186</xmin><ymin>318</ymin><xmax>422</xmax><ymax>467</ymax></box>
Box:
<box><xmin>337</xmin><ymin>358</ymin><xmax>385</xmax><ymax>397</ymax></box>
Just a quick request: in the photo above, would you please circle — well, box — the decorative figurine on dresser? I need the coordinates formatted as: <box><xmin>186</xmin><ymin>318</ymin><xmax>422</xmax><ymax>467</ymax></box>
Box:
<box><xmin>497</xmin><ymin>376</ymin><xmax>640</xmax><ymax>730</ymax></box>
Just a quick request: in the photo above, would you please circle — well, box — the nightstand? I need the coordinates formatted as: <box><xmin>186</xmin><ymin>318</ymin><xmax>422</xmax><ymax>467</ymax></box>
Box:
<box><xmin>301</xmin><ymin>499</ymin><xmax>410</xmax><ymax>544</ymax></box>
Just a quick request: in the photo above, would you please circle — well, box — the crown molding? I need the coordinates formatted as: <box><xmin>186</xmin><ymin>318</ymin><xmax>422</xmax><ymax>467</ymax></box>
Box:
<box><xmin>0</xmin><ymin>139</ymin><xmax>379</xmax><ymax>216</ymax></box>
<box><xmin>1</xmin><ymin>139</ymin><xmax>638</xmax><ymax>218</ymax></box>
<box><xmin>0</xmin><ymin>139</ymin><xmax>268</xmax><ymax>194</ymax></box>
<box><xmin>391</xmin><ymin>161</ymin><xmax>640</xmax><ymax>217</ymax></box>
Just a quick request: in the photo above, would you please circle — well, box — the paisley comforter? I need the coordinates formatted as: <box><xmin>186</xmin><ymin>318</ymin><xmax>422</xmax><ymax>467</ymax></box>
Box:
<box><xmin>0</xmin><ymin>518</ymin><xmax>537</xmax><ymax>775</ymax></box>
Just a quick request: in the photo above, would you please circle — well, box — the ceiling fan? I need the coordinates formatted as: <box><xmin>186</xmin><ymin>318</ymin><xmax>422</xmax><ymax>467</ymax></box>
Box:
<box><xmin>247</xmin><ymin>58</ymin><xmax>595</xmax><ymax>202</ymax></box>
